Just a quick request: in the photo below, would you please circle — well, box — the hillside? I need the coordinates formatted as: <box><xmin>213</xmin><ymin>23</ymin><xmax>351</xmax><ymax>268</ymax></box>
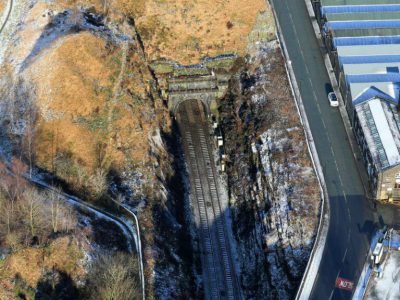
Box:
<box><xmin>0</xmin><ymin>160</ymin><xmax>139</xmax><ymax>299</ymax></box>
<box><xmin>0</xmin><ymin>0</ymin><xmax>320</xmax><ymax>299</ymax></box>
<box><xmin>135</xmin><ymin>0</ymin><xmax>270</xmax><ymax>63</ymax></box>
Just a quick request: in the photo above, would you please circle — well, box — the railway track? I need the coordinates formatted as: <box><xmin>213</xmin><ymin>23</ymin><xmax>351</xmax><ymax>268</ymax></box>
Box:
<box><xmin>177</xmin><ymin>100</ymin><xmax>241</xmax><ymax>300</ymax></box>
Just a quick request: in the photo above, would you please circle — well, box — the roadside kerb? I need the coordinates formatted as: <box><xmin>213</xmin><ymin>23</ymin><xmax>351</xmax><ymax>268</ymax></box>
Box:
<box><xmin>352</xmin><ymin>255</ymin><xmax>373</xmax><ymax>300</ymax></box>
<box><xmin>268</xmin><ymin>1</ymin><xmax>330</xmax><ymax>299</ymax></box>
<box><xmin>109</xmin><ymin>198</ymin><xmax>146</xmax><ymax>300</ymax></box>
<box><xmin>303</xmin><ymin>0</ymin><xmax>372</xmax><ymax>199</ymax></box>
<box><xmin>0</xmin><ymin>0</ymin><xmax>12</xmax><ymax>34</ymax></box>
<box><xmin>352</xmin><ymin>229</ymin><xmax>387</xmax><ymax>300</ymax></box>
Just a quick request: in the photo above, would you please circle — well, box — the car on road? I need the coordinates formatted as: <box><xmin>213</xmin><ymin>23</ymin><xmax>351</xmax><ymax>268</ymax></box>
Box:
<box><xmin>328</xmin><ymin>92</ymin><xmax>339</xmax><ymax>107</ymax></box>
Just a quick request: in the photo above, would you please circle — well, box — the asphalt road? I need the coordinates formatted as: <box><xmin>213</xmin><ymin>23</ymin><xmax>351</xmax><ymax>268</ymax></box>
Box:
<box><xmin>269</xmin><ymin>0</ymin><xmax>378</xmax><ymax>299</ymax></box>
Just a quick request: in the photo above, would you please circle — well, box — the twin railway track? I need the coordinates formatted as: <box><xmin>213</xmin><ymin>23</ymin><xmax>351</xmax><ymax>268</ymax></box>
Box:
<box><xmin>177</xmin><ymin>100</ymin><xmax>241</xmax><ymax>300</ymax></box>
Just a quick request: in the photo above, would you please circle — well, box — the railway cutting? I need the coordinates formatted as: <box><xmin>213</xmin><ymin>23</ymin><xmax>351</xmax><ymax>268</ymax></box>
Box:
<box><xmin>175</xmin><ymin>98</ymin><xmax>242</xmax><ymax>300</ymax></box>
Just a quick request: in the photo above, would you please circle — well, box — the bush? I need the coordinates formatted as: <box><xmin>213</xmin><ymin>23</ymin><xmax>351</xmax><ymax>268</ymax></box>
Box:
<box><xmin>85</xmin><ymin>252</ymin><xmax>140</xmax><ymax>300</ymax></box>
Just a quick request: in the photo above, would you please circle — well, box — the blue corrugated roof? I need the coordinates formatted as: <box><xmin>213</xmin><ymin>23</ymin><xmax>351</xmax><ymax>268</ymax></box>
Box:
<box><xmin>322</xmin><ymin>0</ymin><xmax>400</xmax><ymax>5</ymax></box>
<box><xmin>353</xmin><ymin>85</ymin><xmax>399</xmax><ymax>105</ymax></box>
<box><xmin>346</xmin><ymin>73</ymin><xmax>400</xmax><ymax>83</ymax></box>
<box><xmin>333</xmin><ymin>28</ymin><xmax>400</xmax><ymax>38</ymax></box>
<box><xmin>321</xmin><ymin>5</ymin><xmax>400</xmax><ymax>15</ymax></box>
<box><xmin>326</xmin><ymin>20</ymin><xmax>400</xmax><ymax>30</ymax></box>
<box><xmin>326</xmin><ymin>12</ymin><xmax>400</xmax><ymax>21</ymax></box>
<box><xmin>339</xmin><ymin>55</ymin><xmax>400</xmax><ymax>66</ymax></box>
<box><xmin>334</xmin><ymin>36</ymin><xmax>400</xmax><ymax>47</ymax></box>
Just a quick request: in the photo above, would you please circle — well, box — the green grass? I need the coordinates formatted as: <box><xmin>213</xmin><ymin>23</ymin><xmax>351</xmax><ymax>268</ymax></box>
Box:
<box><xmin>204</xmin><ymin>58</ymin><xmax>235</xmax><ymax>70</ymax></box>
<box><xmin>73</xmin><ymin>111</ymin><xmax>109</xmax><ymax>132</ymax></box>
<box><xmin>173</xmin><ymin>67</ymin><xmax>209</xmax><ymax>77</ymax></box>
<box><xmin>13</xmin><ymin>278</ymin><xmax>35</xmax><ymax>300</ymax></box>
<box><xmin>150</xmin><ymin>62</ymin><xmax>174</xmax><ymax>74</ymax></box>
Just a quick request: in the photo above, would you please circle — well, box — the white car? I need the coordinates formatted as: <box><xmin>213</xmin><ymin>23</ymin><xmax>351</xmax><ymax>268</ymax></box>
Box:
<box><xmin>328</xmin><ymin>92</ymin><xmax>339</xmax><ymax>107</ymax></box>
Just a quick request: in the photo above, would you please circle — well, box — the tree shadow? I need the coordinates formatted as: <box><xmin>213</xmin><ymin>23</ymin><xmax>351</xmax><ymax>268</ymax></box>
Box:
<box><xmin>150</xmin><ymin>116</ymin><xmax>198</xmax><ymax>299</ymax></box>
<box><xmin>90</xmin><ymin>217</ymin><xmax>129</xmax><ymax>252</ymax></box>
<box><xmin>20</xmin><ymin>11</ymin><xmax>78</xmax><ymax>72</ymax></box>
<box><xmin>35</xmin><ymin>269</ymin><xmax>80</xmax><ymax>300</ymax></box>
<box><xmin>20</xmin><ymin>9</ymin><xmax>105</xmax><ymax>72</ymax></box>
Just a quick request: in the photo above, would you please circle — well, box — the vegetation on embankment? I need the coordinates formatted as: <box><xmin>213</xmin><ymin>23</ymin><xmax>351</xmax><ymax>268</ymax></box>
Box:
<box><xmin>0</xmin><ymin>0</ymin><xmax>194</xmax><ymax>298</ymax></box>
<box><xmin>217</xmin><ymin>27</ymin><xmax>320</xmax><ymax>300</ymax></box>
<box><xmin>0</xmin><ymin>158</ymin><xmax>140</xmax><ymax>299</ymax></box>
<box><xmin>0</xmin><ymin>0</ymin><xmax>320</xmax><ymax>299</ymax></box>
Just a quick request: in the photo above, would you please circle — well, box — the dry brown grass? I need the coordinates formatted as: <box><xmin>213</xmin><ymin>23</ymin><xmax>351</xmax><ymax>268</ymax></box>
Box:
<box><xmin>27</xmin><ymin>32</ymin><xmax>118</xmax><ymax>171</ymax></box>
<box><xmin>0</xmin><ymin>236</ymin><xmax>84</xmax><ymax>293</ymax></box>
<box><xmin>14</xmin><ymin>30</ymin><xmax>157</xmax><ymax>197</ymax></box>
<box><xmin>50</xmin><ymin>0</ymin><xmax>104</xmax><ymax>11</ymax></box>
<box><xmin>135</xmin><ymin>0</ymin><xmax>268</xmax><ymax>64</ymax></box>
<box><xmin>0</xmin><ymin>0</ymin><xmax>4</xmax><ymax>17</ymax></box>
<box><xmin>0</xmin><ymin>0</ymin><xmax>167</xmax><ymax>194</ymax></box>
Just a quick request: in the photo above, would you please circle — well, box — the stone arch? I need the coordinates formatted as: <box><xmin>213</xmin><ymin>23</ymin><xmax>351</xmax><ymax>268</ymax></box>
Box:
<box><xmin>173</xmin><ymin>97</ymin><xmax>211</xmax><ymax>116</ymax></box>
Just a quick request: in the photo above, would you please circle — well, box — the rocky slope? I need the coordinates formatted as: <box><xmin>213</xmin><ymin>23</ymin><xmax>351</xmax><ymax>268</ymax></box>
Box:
<box><xmin>0</xmin><ymin>0</ymin><xmax>193</xmax><ymax>298</ymax></box>
<box><xmin>0</xmin><ymin>0</ymin><xmax>320</xmax><ymax>298</ymax></box>
<box><xmin>0</xmin><ymin>160</ymin><xmax>137</xmax><ymax>299</ymax></box>
<box><xmin>218</xmin><ymin>32</ymin><xmax>320</xmax><ymax>300</ymax></box>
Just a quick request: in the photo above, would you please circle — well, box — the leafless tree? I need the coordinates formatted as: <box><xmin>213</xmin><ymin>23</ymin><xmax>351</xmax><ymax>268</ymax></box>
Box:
<box><xmin>88</xmin><ymin>169</ymin><xmax>107</xmax><ymax>198</ymax></box>
<box><xmin>87</xmin><ymin>252</ymin><xmax>140</xmax><ymax>300</ymax></box>
<box><xmin>58</xmin><ymin>204</ymin><xmax>77</xmax><ymax>233</ymax></box>
<box><xmin>20</xmin><ymin>188</ymin><xmax>45</xmax><ymax>238</ymax></box>
<box><xmin>43</xmin><ymin>188</ymin><xmax>77</xmax><ymax>234</ymax></box>
<box><xmin>0</xmin><ymin>192</ymin><xmax>12</xmax><ymax>235</ymax></box>
<box><xmin>46</xmin><ymin>189</ymin><xmax>62</xmax><ymax>234</ymax></box>
<box><xmin>0</xmin><ymin>159</ymin><xmax>28</xmax><ymax>231</ymax></box>
<box><xmin>21</xmin><ymin>102</ymin><xmax>38</xmax><ymax>178</ymax></box>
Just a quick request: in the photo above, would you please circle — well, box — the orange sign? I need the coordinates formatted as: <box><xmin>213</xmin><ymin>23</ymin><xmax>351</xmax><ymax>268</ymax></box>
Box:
<box><xmin>335</xmin><ymin>277</ymin><xmax>354</xmax><ymax>291</ymax></box>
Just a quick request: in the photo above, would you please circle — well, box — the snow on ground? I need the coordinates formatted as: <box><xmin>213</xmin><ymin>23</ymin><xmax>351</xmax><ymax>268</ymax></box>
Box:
<box><xmin>0</xmin><ymin>0</ymin><xmax>33</xmax><ymax>64</ymax></box>
<box><xmin>29</xmin><ymin>176</ymin><xmax>137</xmax><ymax>253</ymax></box>
<box><xmin>220</xmin><ymin>36</ymin><xmax>320</xmax><ymax>298</ymax></box>
<box><xmin>366</xmin><ymin>250</ymin><xmax>400</xmax><ymax>300</ymax></box>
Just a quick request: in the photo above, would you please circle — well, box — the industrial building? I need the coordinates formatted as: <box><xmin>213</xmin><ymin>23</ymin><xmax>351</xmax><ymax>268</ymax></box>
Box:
<box><xmin>313</xmin><ymin>0</ymin><xmax>400</xmax><ymax>201</ymax></box>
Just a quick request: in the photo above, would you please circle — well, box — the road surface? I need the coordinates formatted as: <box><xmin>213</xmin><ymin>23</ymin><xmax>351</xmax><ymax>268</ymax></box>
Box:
<box><xmin>269</xmin><ymin>0</ymin><xmax>377</xmax><ymax>299</ymax></box>
<box><xmin>176</xmin><ymin>100</ymin><xmax>241</xmax><ymax>300</ymax></box>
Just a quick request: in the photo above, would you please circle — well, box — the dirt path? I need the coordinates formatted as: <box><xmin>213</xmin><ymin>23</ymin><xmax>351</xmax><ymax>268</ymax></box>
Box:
<box><xmin>107</xmin><ymin>37</ymin><xmax>128</xmax><ymax>140</ymax></box>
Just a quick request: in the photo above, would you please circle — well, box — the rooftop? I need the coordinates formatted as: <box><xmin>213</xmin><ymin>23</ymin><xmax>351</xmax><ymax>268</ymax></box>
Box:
<box><xmin>321</xmin><ymin>0</ymin><xmax>400</xmax><ymax>6</ymax></box>
<box><xmin>321</xmin><ymin>4</ymin><xmax>400</xmax><ymax>16</ymax></box>
<box><xmin>350</xmin><ymin>82</ymin><xmax>398</xmax><ymax>103</ymax></box>
<box><xmin>339</xmin><ymin>55</ymin><xmax>400</xmax><ymax>66</ymax></box>
<box><xmin>337</xmin><ymin>44</ymin><xmax>400</xmax><ymax>57</ymax></box>
<box><xmin>326</xmin><ymin>12</ymin><xmax>400</xmax><ymax>22</ymax></box>
<box><xmin>355</xmin><ymin>98</ymin><xmax>400</xmax><ymax>170</ymax></box>
<box><xmin>343</xmin><ymin>63</ymin><xmax>400</xmax><ymax>75</ymax></box>
<box><xmin>326</xmin><ymin>21</ymin><xmax>400</xmax><ymax>33</ymax></box>
<box><xmin>332</xmin><ymin>28</ymin><xmax>400</xmax><ymax>38</ymax></box>
<box><xmin>346</xmin><ymin>73</ymin><xmax>400</xmax><ymax>84</ymax></box>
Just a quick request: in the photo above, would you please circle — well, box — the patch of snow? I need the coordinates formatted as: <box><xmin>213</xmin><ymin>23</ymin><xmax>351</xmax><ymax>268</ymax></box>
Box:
<box><xmin>367</xmin><ymin>250</ymin><xmax>400</xmax><ymax>300</ymax></box>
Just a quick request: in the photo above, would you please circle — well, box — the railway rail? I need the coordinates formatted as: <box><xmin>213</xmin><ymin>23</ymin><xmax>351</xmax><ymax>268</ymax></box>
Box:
<box><xmin>177</xmin><ymin>100</ymin><xmax>241</xmax><ymax>300</ymax></box>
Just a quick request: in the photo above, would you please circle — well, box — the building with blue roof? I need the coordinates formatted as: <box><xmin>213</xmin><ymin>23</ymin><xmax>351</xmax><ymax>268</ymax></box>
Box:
<box><xmin>313</xmin><ymin>0</ymin><xmax>400</xmax><ymax>201</ymax></box>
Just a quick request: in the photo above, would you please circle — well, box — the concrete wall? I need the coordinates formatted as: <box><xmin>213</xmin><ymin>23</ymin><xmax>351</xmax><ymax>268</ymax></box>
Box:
<box><xmin>167</xmin><ymin>74</ymin><xmax>229</xmax><ymax>114</ymax></box>
<box><xmin>379</xmin><ymin>164</ymin><xmax>400</xmax><ymax>201</ymax></box>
